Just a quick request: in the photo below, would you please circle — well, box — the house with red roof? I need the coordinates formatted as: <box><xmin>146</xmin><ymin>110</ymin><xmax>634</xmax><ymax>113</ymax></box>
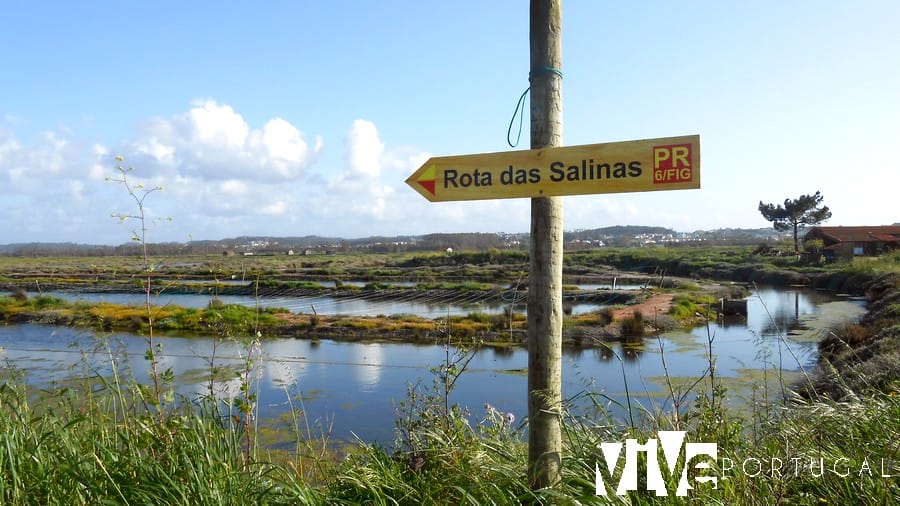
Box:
<box><xmin>803</xmin><ymin>226</ymin><xmax>900</xmax><ymax>262</ymax></box>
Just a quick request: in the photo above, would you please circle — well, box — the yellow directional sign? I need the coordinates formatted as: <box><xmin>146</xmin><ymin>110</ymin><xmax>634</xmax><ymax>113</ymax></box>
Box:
<box><xmin>406</xmin><ymin>135</ymin><xmax>700</xmax><ymax>202</ymax></box>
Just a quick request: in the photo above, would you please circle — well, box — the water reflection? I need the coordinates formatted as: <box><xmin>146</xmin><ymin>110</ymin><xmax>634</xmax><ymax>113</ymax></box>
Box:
<box><xmin>0</xmin><ymin>287</ymin><xmax>865</xmax><ymax>443</ymax></box>
<box><xmin>489</xmin><ymin>346</ymin><xmax>516</xmax><ymax>360</ymax></box>
<box><xmin>38</xmin><ymin>289</ymin><xmax>607</xmax><ymax>317</ymax></box>
<box><xmin>621</xmin><ymin>344</ymin><xmax>644</xmax><ymax>362</ymax></box>
<box><xmin>749</xmin><ymin>288</ymin><xmax>833</xmax><ymax>337</ymax></box>
<box><xmin>595</xmin><ymin>347</ymin><xmax>616</xmax><ymax>362</ymax></box>
<box><xmin>264</xmin><ymin>340</ymin><xmax>311</xmax><ymax>388</ymax></box>
<box><xmin>349</xmin><ymin>343</ymin><xmax>385</xmax><ymax>392</ymax></box>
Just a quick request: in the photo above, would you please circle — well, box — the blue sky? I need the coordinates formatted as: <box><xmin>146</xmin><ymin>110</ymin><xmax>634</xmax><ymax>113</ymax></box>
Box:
<box><xmin>1</xmin><ymin>1</ymin><xmax>897</xmax><ymax>245</ymax></box>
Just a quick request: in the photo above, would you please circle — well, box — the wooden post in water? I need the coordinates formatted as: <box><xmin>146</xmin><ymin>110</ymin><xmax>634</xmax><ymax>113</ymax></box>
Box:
<box><xmin>527</xmin><ymin>0</ymin><xmax>563</xmax><ymax>490</ymax></box>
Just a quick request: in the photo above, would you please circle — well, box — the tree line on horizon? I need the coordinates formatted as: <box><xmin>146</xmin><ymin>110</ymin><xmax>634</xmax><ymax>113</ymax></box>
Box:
<box><xmin>0</xmin><ymin>226</ymin><xmax>793</xmax><ymax>258</ymax></box>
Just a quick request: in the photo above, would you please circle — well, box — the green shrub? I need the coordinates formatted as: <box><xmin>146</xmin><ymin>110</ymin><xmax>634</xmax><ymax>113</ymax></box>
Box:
<box><xmin>596</xmin><ymin>306</ymin><xmax>614</xmax><ymax>325</ymax></box>
<box><xmin>619</xmin><ymin>310</ymin><xmax>644</xmax><ymax>337</ymax></box>
<box><xmin>669</xmin><ymin>293</ymin><xmax>716</xmax><ymax>322</ymax></box>
<box><xmin>33</xmin><ymin>295</ymin><xmax>67</xmax><ymax>310</ymax></box>
<box><xmin>464</xmin><ymin>311</ymin><xmax>492</xmax><ymax>323</ymax></box>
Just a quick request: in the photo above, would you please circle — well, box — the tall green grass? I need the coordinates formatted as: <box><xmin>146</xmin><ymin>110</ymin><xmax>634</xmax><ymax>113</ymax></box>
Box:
<box><xmin>1</xmin><ymin>332</ymin><xmax>896</xmax><ymax>504</ymax></box>
<box><xmin>0</xmin><ymin>381</ymin><xmax>321</xmax><ymax>505</ymax></box>
<box><xmin>846</xmin><ymin>249</ymin><xmax>900</xmax><ymax>275</ymax></box>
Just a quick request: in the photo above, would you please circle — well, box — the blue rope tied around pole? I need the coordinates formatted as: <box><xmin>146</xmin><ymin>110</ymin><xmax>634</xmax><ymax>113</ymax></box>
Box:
<box><xmin>507</xmin><ymin>67</ymin><xmax>563</xmax><ymax>148</ymax></box>
<box><xmin>530</xmin><ymin>66</ymin><xmax>564</xmax><ymax>81</ymax></box>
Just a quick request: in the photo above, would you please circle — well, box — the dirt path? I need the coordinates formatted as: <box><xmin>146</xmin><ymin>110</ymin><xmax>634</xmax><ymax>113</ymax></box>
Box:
<box><xmin>610</xmin><ymin>292</ymin><xmax>675</xmax><ymax>320</ymax></box>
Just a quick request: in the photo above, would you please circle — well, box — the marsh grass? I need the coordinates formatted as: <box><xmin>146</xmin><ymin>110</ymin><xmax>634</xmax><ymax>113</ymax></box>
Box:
<box><xmin>620</xmin><ymin>309</ymin><xmax>645</xmax><ymax>337</ymax></box>
<box><xmin>846</xmin><ymin>250</ymin><xmax>900</xmax><ymax>275</ymax></box>
<box><xmin>669</xmin><ymin>293</ymin><xmax>717</xmax><ymax>322</ymax></box>
<box><xmin>1</xmin><ymin>320</ymin><xmax>897</xmax><ymax>503</ymax></box>
<box><xmin>0</xmin><ymin>380</ymin><xmax>321</xmax><ymax>505</ymax></box>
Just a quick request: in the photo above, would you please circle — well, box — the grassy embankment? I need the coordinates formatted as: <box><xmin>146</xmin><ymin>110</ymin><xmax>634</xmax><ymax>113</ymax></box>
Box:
<box><xmin>0</xmin><ymin>247</ymin><xmax>898</xmax><ymax>503</ymax></box>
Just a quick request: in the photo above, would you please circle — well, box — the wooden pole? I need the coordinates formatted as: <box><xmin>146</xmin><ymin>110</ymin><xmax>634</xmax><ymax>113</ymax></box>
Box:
<box><xmin>527</xmin><ymin>0</ymin><xmax>563</xmax><ymax>490</ymax></box>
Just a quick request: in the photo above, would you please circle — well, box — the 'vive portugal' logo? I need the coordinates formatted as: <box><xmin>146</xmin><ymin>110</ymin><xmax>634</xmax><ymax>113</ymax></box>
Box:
<box><xmin>595</xmin><ymin>431</ymin><xmax>717</xmax><ymax>497</ymax></box>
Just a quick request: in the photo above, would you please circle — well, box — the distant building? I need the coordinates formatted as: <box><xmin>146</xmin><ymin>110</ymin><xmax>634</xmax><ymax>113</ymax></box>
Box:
<box><xmin>803</xmin><ymin>226</ymin><xmax>900</xmax><ymax>262</ymax></box>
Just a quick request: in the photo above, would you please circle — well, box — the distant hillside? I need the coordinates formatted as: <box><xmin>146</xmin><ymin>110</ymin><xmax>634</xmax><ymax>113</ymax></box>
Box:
<box><xmin>0</xmin><ymin>227</ymin><xmax>792</xmax><ymax>257</ymax></box>
<box><xmin>0</xmin><ymin>242</ymin><xmax>114</xmax><ymax>256</ymax></box>
<box><xmin>692</xmin><ymin>228</ymin><xmax>792</xmax><ymax>243</ymax></box>
<box><xmin>568</xmin><ymin>225</ymin><xmax>674</xmax><ymax>238</ymax></box>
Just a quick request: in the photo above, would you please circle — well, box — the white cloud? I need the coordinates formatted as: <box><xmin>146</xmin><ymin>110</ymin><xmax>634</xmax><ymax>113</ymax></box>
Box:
<box><xmin>2</xmin><ymin>107</ymin><xmax>469</xmax><ymax>243</ymax></box>
<box><xmin>14</xmin><ymin>103</ymin><xmax>859</xmax><ymax>245</ymax></box>
<box><xmin>88</xmin><ymin>144</ymin><xmax>110</xmax><ymax>181</ymax></box>
<box><xmin>135</xmin><ymin>135</ymin><xmax>176</xmax><ymax>167</ymax></box>
<box><xmin>187</xmin><ymin>101</ymin><xmax>249</xmax><ymax>147</ymax></box>
<box><xmin>0</xmin><ymin>110</ymin><xmax>761</xmax><ymax>244</ymax></box>
<box><xmin>345</xmin><ymin>119</ymin><xmax>384</xmax><ymax>178</ymax></box>
<box><xmin>28</xmin><ymin>104</ymin><xmax>306</xmax><ymax>242</ymax></box>
<box><xmin>69</xmin><ymin>180</ymin><xmax>86</xmax><ymax>202</ymax></box>
<box><xmin>313</xmin><ymin>121</ymin><xmax>413</xmax><ymax>228</ymax></box>
<box><xmin>219</xmin><ymin>179</ymin><xmax>249</xmax><ymax>195</ymax></box>
<box><xmin>0</xmin><ymin>129</ymin><xmax>22</xmax><ymax>165</ymax></box>
<box><xmin>383</xmin><ymin>146</ymin><xmax>430</xmax><ymax>175</ymax></box>
<box><xmin>121</xmin><ymin>99</ymin><xmax>323</xmax><ymax>183</ymax></box>
<box><xmin>260</xmin><ymin>200</ymin><xmax>288</xmax><ymax>216</ymax></box>
<box><xmin>0</xmin><ymin>129</ymin><xmax>92</xmax><ymax>197</ymax></box>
